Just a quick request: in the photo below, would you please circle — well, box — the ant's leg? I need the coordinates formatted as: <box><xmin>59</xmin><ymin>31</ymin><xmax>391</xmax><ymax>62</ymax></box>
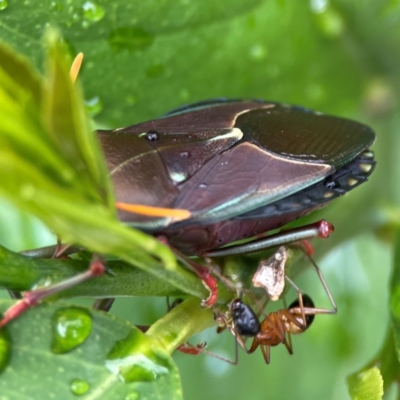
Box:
<box><xmin>284</xmin><ymin>276</ymin><xmax>306</xmax><ymax>325</ymax></box>
<box><xmin>290</xmin><ymin>306</ymin><xmax>336</xmax><ymax>316</ymax></box>
<box><xmin>260</xmin><ymin>345</ymin><xmax>271</xmax><ymax>364</ymax></box>
<box><xmin>296</xmin><ymin>244</ymin><xmax>337</xmax><ymax>314</ymax></box>
<box><xmin>285</xmin><ymin>331</ymin><xmax>294</xmax><ymax>355</ymax></box>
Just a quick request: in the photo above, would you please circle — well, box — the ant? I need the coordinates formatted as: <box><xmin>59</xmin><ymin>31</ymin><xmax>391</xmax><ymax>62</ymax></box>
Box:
<box><xmin>178</xmin><ymin>293</ymin><xmax>334</xmax><ymax>365</ymax></box>
<box><xmin>226</xmin><ymin>294</ymin><xmax>333</xmax><ymax>364</ymax></box>
<box><xmin>178</xmin><ymin>245</ymin><xmax>338</xmax><ymax>364</ymax></box>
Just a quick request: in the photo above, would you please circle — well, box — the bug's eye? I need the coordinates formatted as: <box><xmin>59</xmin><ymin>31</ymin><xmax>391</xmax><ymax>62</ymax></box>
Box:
<box><xmin>145</xmin><ymin>131</ymin><xmax>160</xmax><ymax>141</ymax></box>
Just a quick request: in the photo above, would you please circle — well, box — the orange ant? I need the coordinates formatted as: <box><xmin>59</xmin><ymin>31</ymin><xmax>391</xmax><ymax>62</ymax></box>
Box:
<box><xmin>225</xmin><ymin>293</ymin><xmax>335</xmax><ymax>364</ymax></box>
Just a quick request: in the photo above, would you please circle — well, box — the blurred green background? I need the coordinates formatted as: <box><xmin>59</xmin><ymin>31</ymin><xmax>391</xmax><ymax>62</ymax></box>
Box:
<box><xmin>0</xmin><ymin>0</ymin><xmax>399</xmax><ymax>399</ymax></box>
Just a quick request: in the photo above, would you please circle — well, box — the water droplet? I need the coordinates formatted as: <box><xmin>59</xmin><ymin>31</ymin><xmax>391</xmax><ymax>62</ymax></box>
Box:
<box><xmin>84</xmin><ymin>96</ymin><xmax>103</xmax><ymax>116</ymax></box>
<box><xmin>180</xmin><ymin>151</ymin><xmax>189</xmax><ymax>157</ymax></box>
<box><xmin>51</xmin><ymin>307</ymin><xmax>92</xmax><ymax>354</ymax></box>
<box><xmin>70</xmin><ymin>378</ymin><xmax>90</xmax><ymax>395</ymax></box>
<box><xmin>125</xmin><ymin>392</ymin><xmax>139</xmax><ymax>400</ymax></box>
<box><xmin>199</xmin><ymin>183</ymin><xmax>207</xmax><ymax>189</ymax></box>
<box><xmin>108</xmin><ymin>27</ymin><xmax>154</xmax><ymax>53</ymax></box>
<box><xmin>82</xmin><ymin>1</ymin><xmax>105</xmax><ymax>22</ymax></box>
<box><xmin>0</xmin><ymin>325</ymin><xmax>11</xmax><ymax>373</ymax></box>
<box><xmin>106</xmin><ymin>329</ymin><xmax>170</xmax><ymax>382</ymax></box>
<box><xmin>31</xmin><ymin>276</ymin><xmax>53</xmax><ymax>290</ymax></box>
<box><xmin>249</xmin><ymin>44</ymin><xmax>267</xmax><ymax>61</ymax></box>
<box><xmin>145</xmin><ymin>131</ymin><xmax>159</xmax><ymax>141</ymax></box>
<box><xmin>0</xmin><ymin>0</ymin><xmax>8</xmax><ymax>11</ymax></box>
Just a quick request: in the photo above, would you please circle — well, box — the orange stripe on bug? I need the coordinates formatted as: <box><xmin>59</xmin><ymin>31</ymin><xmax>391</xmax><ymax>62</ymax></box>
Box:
<box><xmin>115</xmin><ymin>202</ymin><xmax>192</xmax><ymax>222</ymax></box>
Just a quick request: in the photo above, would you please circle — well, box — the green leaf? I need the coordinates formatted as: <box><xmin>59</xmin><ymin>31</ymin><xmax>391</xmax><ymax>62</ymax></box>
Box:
<box><xmin>0</xmin><ymin>245</ymin><xmax>183</xmax><ymax>297</ymax></box>
<box><xmin>0</xmin><ymin>299</ymin><xmax>184</xmax><ymax>400</ymax></box>
<box><xmin>0</xmin><ymin>2</ymin><xmax>399</xmax><ymax>399</ymax></box>
<box><xmin>1</xmin><ymin>0</ymin><xmax>389</xmax><ymax>126</ymax></box>
<box><xmin>0</xmin><ymin>34</ymin><xmax>209</xmax><ymax>300</ymax></box>
<box><xmin>43</xmin><ymin>30</ymin><xmax>114</xmax><ymax>208</ymax></box>
<box><xmin>390</xmin><ymin>232</ymin><xmax>400</xmax><ymax>360</ymax></box>
<box><xmin>347</xmin><ymin>367</ymin><xmax>383</xmax><ymax>400</ymax></box>
<box><xmin>378</xmin><ymin>329</ymin><xmax>400</xmax><ymax>392</ymax></box>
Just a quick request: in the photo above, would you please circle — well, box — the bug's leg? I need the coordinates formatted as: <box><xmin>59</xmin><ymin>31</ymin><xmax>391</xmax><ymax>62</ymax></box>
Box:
<box><xmin>92</xmin><ymin>298</ymin><xmax>115</xmax><ymax>311</ymax></box>
<box><xmin>7</xmin><ymin>290</ymin><xmax>22</xmax><ymax>300</ymax></box>
<box><xmin>204</xmin><ymin>220</ymin><xmax>334</xmax><ymax>258</ymax></box>
<box><xmin>177</xmin><ymin>341</ymin><xmax>239</xmax><ymax>364</ymax></box>
<box><xmin>168</xmin><ymin>247</ymin><xmax>218</xmax><ymax>308</ymax></box>
<box><xmin>52</xmin><ymin>236</ymin><xmax>75</xmax><ymax>259</ymax></box>
<box><xmin>204</xmin><ymin>258</ymin><xmax>243</xmax><ymax>296</ymax></box>
<box><xmin>6</xmin><ymin>243</ymin><xmax>83</xmax><ymax>302</ymax></box>
<box><xmin>0</xmin><ymin>255</ymin><xmax>105</xmax><ymax>328</ymax></box>
<box><xmin>20</xmin><ymin>244</ymin><xmax>83</xmax><ymax>258</ymax></box>
<box><xmin>176</xmin><ymin>342</ymin><xmax>207</xmax><ymax>355</ymax></box>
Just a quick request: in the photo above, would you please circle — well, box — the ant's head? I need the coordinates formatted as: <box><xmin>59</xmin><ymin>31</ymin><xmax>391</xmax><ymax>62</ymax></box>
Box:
<box><xmin>230</xmin><ymin>299</ymin><xmax>261</xmax><ymax>337</ymax></box>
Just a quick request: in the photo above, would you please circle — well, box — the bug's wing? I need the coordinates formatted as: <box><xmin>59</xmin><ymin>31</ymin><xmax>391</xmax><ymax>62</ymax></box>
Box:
<box><xmin>238</xmin><ymin>105</ymin><xmax>374</xmax><ymax>168</ymax></box>
<box><xmin>174</xmin><ymin>140</ymin><xmax>332</xmax><ymax>223</ymax></box>
<box><xmin>174</xmin><ymin>104</ymin><xmax>375</xmax><ymax>224</ymax></box>
<box><xmin>99</xmin><ymin>100</ymin><xmax>375</xmax><ymax>229</ymax></box>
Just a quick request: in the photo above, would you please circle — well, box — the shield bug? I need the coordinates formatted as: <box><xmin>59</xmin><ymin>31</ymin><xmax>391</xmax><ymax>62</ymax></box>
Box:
<box><xmin>0</xmin><ymin>99</ymin><xmax>376</xmax><ymax>327</ymax></box>
<box><xmin>98</xmin><ymin>99</ymin><xmax>376</xmax><ymax>305</ymax></box>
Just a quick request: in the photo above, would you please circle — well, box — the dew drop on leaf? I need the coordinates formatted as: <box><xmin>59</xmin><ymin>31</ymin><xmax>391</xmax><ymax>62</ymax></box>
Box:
<box><xmin>0</xmin><ymin>324</ymin><xmax>11</xmax><ymax>374</ymax></box>
<box><xmin>105</xmin><ymin>329</ymin><xmax>170</xmax><ymax>383</ymax></box>
<box><xmin>51</xmin><ymin>307</ymin><xmax>92</xmax><ymax>354</ymax></box>
<box><xmin>82</xmin><ymin>1</ymin><xmax>105</xmax><ymax>22</ymax></box>
<box><xmin>70</xmin><ymin>378</ymin><xmax>90</xmax><ymax>395</ymax></box>
<box><xmin>0</xmin><ymin>0</ymin><xmax>8</xmax><ymax>11</ymax></box>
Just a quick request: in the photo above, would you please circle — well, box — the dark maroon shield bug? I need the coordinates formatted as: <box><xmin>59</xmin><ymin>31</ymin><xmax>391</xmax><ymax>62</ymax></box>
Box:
<box><xmin>98</xmin><ymin>99</ymin><xmax>375</xmax><ymax>256</ymax></box>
